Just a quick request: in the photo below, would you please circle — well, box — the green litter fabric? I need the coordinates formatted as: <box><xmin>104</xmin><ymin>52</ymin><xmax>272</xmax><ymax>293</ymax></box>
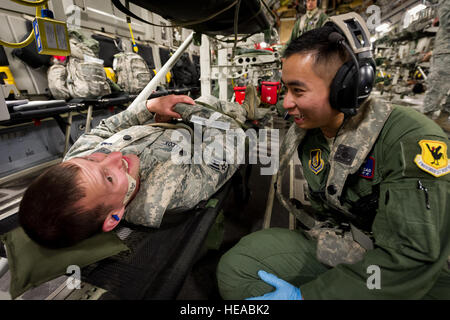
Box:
<box><xmin>0</xmin><ymin>227</ymin><xmax>129</xmax><ymax>299</ymax></box>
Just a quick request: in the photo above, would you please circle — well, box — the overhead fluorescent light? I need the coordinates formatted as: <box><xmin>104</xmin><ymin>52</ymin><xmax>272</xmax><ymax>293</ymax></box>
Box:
<box><xmin>87</xmin><ymin>7</ymin><xmax>125</xmax><ymax>22</ymax></box>
<box><xmin>407</xmin><ymin>4</ymin><xmax>426</xmax><ymax>16</ymax></box>
<box><xmin>375</xmin><ymin>23</ymin><xmax>390</xmax><ymax>33</ymax></box>
<box><xmin>86</xmin><ymin>7</ymin><xmax>143</xmax><ymax>27</ymax></box>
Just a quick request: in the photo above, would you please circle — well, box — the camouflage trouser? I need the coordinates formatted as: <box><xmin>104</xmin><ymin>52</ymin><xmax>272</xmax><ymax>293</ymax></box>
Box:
<box><xmin>216</xmin><ymin>228</ymin><xmax>330</xmax><ymax>300</ymax></box>
<box><xmin>423</xmin><ymin>54</ymin><xmax>450</xmax><ymax>114</ymax></box>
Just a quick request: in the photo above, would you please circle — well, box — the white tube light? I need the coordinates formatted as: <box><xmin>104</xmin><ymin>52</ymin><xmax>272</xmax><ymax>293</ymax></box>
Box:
<box><xmin>86</xmin><ymin>7</ymin><xmax>143</xmax><ymax>27</ymax></box>
<box><xmin>407</xmin><ymin>4</ymin><xmax>427</xmax><ymax>16</ymax></box>
<box><xmin>375</xmin><ymin>23</ymin><xmax>390</xmax><ymax>33</ymax></box>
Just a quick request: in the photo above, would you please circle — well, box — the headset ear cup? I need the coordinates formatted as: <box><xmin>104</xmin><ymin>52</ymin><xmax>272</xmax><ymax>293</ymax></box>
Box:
<box><xmin>329</xmin><ymin>60</ymin><xmax>358</xmax><ymax>111</ymax></box>
<box><xmin>357</xmin><ymin>59</ymin><xmax>375</xmax><ymax>102</ymax></box>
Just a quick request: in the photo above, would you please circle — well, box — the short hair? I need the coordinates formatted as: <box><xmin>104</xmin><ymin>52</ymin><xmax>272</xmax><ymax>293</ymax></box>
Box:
<box><xmin>283</xmin><ymin>25</ymin><xmax>351</xmax><ymax>83</ymax></box>
<box><xmin>18</xmin><ymin>162</ymin><xmax>113</xmax><ymax>248</ymax></box>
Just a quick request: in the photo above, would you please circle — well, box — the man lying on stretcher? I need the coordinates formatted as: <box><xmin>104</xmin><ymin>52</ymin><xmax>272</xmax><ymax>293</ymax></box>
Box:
<box><xmin>18</xmin><ymin>89</ymin><xmax>264</xmax><ymax>248</ymax></box>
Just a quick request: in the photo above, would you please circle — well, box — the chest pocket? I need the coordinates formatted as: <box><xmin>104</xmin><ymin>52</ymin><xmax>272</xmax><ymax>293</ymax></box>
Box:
<box><xmin>149</xmin><ymin>129</ymin><xmax>186</xmax><ymax>162</ymax></box>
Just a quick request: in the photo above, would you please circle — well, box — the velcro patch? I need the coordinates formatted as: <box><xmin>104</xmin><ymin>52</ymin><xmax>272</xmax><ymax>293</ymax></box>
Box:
<box><xmin>334</xmin><ymin>144</ymin><xmax>357</xmax><ymax>166</ymax></box>
<box><xmin>414</xmin><ymin>139</ymin><xmax>449</xmax><ymax>177</ymax></box>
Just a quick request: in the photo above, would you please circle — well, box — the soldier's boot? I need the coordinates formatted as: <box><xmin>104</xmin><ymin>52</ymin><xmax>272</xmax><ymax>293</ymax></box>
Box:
<box><xmin>434</xmin><ymin>110</ymin><xmax>450</xmax><ymax>133</ymax></box>
<box><xmin>242</xmin><ymin>84</ymin><xmax>260</xmax><ymax>120</ymax></box>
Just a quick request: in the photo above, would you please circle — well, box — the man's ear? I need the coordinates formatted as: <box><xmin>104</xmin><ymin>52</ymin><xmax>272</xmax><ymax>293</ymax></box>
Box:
<box><xmin>102</xmin><ymin>206</ymin><xmax>125</xmax><ymax>232</ymax></box>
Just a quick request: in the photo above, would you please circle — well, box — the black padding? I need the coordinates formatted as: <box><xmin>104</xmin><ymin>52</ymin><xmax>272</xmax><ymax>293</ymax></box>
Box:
<box><xmin>192</xmin><ymin>54</ymin><xmax>200</xmax><ymax>88</ymax></box>
<box><xmin>11</xmin><ymin>21</ymin><xmax>51</xmax><ymax>69</ymax></box>
<box><xmin>357</xmin><ymin>61</ymin><xmax>375</xmax><ymax>100</ymax></box>
<box><xmin>192</xmin><ymin>54</ymin><xmax>200</xmax><ymax>70</ymax></box>
<box><xmin>137</xmin><ymin>44</ymin><xmax>155</xmax><ymax>69</ymax></box>
<box><xmin>159</xmin><ymin>47</ymin><xmax>171</xmax><ymax>65</ymax></box>
<box><xmin>329</xmin><ymin>60</ymin><xmax>358</xmax><ymax>111</ymax></box>
<box><xmin>325</xmin><ymin>21</ymin><xmax>376</xmax><ymax>115</ymax></box>
<box><xmin>91</xmin><ymin>34</ymin><xmax>122</xmax><ymax>67</ymax></box>
<box><xmin>328</xmin><ymin>32</ymin><xmax>344</xmax><ymax>44</ymax></box>
<box><xmin>113</xmin><ymin>0</ymin><xmax>272</xmax><ymax>37</ymax></box>
<box><xmin>171</xmin><ymin>53</ymin><xmax>199</xmax><ymax>88</ymax></box>
<box><xmin>0</xmin><ymin>46</ymin><xmax>9</xmax><ymax>66</ymax></box>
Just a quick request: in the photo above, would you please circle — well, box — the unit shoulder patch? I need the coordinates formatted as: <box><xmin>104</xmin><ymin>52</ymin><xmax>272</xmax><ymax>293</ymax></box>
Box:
<box><xmin>358</xmin><ymin>156</ymin><xmax>375</xmax><ymax>179</ymax></box>
<box><xmin>414</xmin><ymin>139</ymin><xmax>450</xmax><ymax>177</ymax></box>
<box><xmin>309</xmin><ymin>149</ymin><xmax>324</xmax><ymax>174</ymax></box>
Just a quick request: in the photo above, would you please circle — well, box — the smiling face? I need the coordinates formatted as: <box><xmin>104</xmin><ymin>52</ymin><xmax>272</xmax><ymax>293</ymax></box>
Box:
<box><xmin>282</xmin><ymin>52</ymin><xmax>344</xmax><ymax>137</ymax></box>
<box><xmin>67</xmin><ymin>152</ymin><xmax>140</xmax><ymax>214</ymax></box>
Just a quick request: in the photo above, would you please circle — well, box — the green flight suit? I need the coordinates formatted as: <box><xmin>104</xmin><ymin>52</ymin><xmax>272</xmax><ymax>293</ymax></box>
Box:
<box><xmin>217</xmin><ymin>98</ymin><xmax>450</xmax><ymax>299</ymax></box>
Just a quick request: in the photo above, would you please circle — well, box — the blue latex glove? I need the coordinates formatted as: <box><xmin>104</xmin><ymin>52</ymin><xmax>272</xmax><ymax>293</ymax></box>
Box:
<box><xmin>245</xmin><ymin>270</ymin><xmax>303</xmax><ymax>300</ymax></box>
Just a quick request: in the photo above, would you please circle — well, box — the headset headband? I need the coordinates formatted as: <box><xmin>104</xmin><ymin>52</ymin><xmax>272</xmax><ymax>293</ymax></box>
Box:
<box><xmin>326</xmin><ymin>13</ymin><xmax>372</xmax><ymax>56</ymax></box>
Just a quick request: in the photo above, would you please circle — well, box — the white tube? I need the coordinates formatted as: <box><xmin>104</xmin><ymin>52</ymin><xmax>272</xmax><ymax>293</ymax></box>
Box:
<box><xmin>127</xmin><ymin>32</ymin><xmax>194</xmax><ymax>112</ymax></box>
<box><xmin>200</xmin><ymin>34</ymin><xmax>211</xmax><ymax>97</ymax></box>
<box><xmin>218</xmin><ymin>48</ymin><xmax>228</xmax><ymax>101</ymax></box>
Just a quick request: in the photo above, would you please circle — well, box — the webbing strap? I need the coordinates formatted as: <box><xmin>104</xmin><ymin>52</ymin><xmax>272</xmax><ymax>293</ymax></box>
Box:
<box><xmin>350</xmin><ymin>223</ymin><xmax>374</xmax><ymax>251</ymax></box>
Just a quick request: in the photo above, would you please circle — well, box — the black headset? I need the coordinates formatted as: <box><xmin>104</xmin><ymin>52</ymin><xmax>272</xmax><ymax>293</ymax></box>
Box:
<box><xmin>325</xmin><ymin>14</ymin><xmax>376</xmax><ymax>117</ymax></box>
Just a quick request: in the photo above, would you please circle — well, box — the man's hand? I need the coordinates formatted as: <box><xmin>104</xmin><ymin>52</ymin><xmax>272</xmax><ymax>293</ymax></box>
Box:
<box><xmin>146</xmin><ymin>94</ymin><xmax>195</xmax><ymax>122</ymax></box>
<box><xmin>245</xmin><ymin>270</ymin><xmax>303</xmax><ymax>300</ymax></box>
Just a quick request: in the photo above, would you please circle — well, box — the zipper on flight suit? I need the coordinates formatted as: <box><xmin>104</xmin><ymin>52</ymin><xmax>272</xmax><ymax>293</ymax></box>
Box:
<box><xmin>417</xmin><ymin>180</ymin><xmax>430</xmax><ymax>210</ymax></box>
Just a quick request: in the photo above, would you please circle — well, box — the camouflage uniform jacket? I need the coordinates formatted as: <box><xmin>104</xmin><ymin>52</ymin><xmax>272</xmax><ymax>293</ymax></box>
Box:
<box><xmin>64</xmin><ymin>99</ymin><xmax>246</xmax><ymax>228</ymax></box>
<box><xmin>287</xmin><ymin>8</ymin><xmax>328</xmax><ymax>45</ymax></box>
<box><xmin>277</xmin><ymin>98</ymin><xmax>450</xmax><ymax>298</ymax></box>
<box><xmin>433</xmin><ymin>0</ymin><xmax>450</xmax><ymax>56</ymax></box>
